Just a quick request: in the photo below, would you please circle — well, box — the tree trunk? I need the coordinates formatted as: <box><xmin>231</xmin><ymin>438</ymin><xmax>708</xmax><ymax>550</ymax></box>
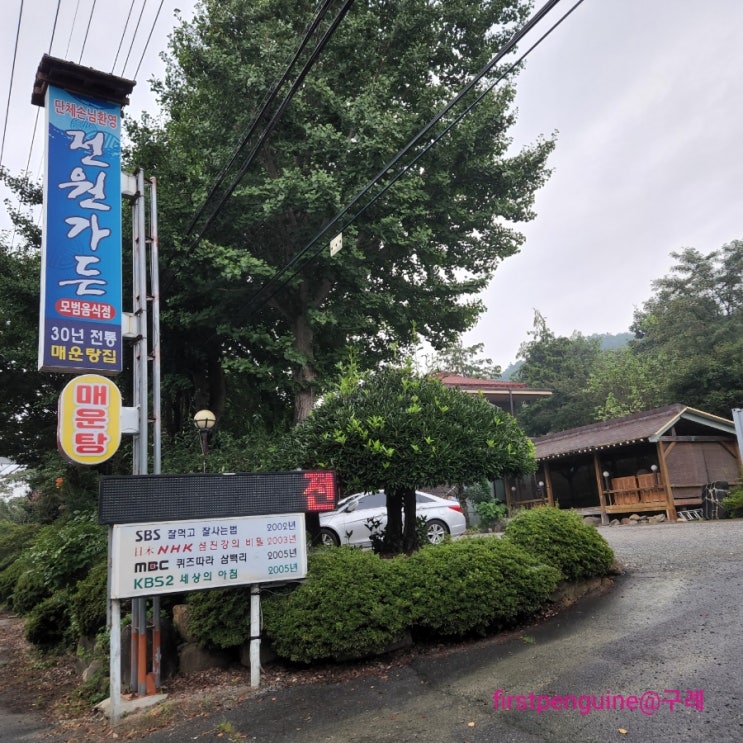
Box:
<box><xmin>291</xmin><ymin>312</ymin><xmax>317</xmax><ymax>424</ymax></box>
<box><xmin>402</xmin><ymin>486</ymin><xmax>418</xmax><ymax>554</ymax></box>
<box><xmin>385</xmin><ymin>487</ymin><xmax>404</xmax><ymax>555</ymax></box>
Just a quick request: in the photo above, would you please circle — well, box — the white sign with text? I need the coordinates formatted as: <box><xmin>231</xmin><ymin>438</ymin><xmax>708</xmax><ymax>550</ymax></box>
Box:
<box><xmin>110</xmin><ymin>513</ymin><xmax>307</xmax><ymax>598</ymax></box>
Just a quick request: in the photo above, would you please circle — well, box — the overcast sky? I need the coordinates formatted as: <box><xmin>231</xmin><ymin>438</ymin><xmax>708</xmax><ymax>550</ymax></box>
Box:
<box><xmin>2</xmin><ymin>0</ymin><xmax>742</xmax><ymax>370</ymax></box>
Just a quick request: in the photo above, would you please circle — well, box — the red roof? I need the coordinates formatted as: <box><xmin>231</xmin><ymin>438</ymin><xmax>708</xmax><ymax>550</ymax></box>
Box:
<box><xmin>432</xmin><ymin>372</ymin><xmax>527</xmax><ymax>390</ymax></box>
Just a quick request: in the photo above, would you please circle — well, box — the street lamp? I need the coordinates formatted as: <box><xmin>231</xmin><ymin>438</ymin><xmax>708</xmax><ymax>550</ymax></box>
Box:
<box><xmin>193</xmin><ymin>409</ymin><xmax>216</xmax><ymax>462</ymax></box>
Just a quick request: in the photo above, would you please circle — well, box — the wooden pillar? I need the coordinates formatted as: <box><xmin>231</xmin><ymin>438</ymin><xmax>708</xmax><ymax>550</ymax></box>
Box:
<box><xmin>543</xmin><ymin>461</ymin><xmax>555</xmax><ymax>507</ymax></box>
<box><xmin>505</xmin><ymin>477</ymin><xmax>513</xmax><ymax>514</ymax></box>
<box><xmin>656</xmin><ymin>442</ymin><xmax>678</xmax><ymax>522</ymax></box>
<box><xmin>592</xmin><ymin>453</ymin><xmax>609</xmax><ymax>525</ymax></box>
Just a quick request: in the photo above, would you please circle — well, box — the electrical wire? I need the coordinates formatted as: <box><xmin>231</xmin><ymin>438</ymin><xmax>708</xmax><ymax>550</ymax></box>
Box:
<box><xmin>112</xmin><ymin>0</ymin><xmax>138</xmax><ymax>74</ymax></box>
<box><xmin>64</xmin><ymin>0</ymin><xmax>82</xmax><ymax>59</ymax></box>
<box><xmin>186</xmin><ymin>0</ymin><xmax>352</xmax><ymax>246</ymax></box>
<box><xmin>77</xmin><ymin>0</ymin><xmax>98</xmax><ymax>64</ymax></box>
<box><xmin>0</xmin><ymin>0</ymin><xmax>24</xmax><ymax>170</ymax></box>
<box><xmin>133</xmin><ymin>0</ymin><xmax>166</xmax><ymax>80</ymax></box>
<box><xmin>185</xmin><ymin>0</ymin><xmax>337</xmax><ymax>237</ymax></box>
<box><xmin>240</xmin><ymin>0</ymin><xmax>577</xmax><ymax>319</ymax></box>
<box><xmin>121</xmin><ymin>0</ymin><xmax>149</xmax><ymax>78</ymax></box>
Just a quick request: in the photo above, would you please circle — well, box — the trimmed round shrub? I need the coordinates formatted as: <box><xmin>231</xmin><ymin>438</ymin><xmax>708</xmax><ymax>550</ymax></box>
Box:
<box><xmin>505</xmin><ymin>507</ymin><xmax>614</xmax><ymax>581</ymax></box>
<box><xmin>403</xmin><ymin>538</ymin><xmax>560</xmax><ymax>637</ymax></box>
<box><xmin>71</xmin><ymin>559</ymin><xmax>108</xmax><ymax>637</ymax></box>
<box><xmin>24</xmin><ymin>590</ymin><xmax>74</xmax><ymax>650</ymax></box>
<box><xmin>263</xmin><ymin>547</ymin><xmax>409</xmax><ymax>663</ymax></box>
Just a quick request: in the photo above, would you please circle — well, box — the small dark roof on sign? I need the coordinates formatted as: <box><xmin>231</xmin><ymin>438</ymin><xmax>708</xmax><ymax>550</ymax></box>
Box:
<box><xmin>32</xmin><ymin>54</ymin><xmax>135</xmax><ymax>107</ymax></box>
<box><xmin>533</xmin><ymin>403</ymin><xmax>736</xmax><ymax>461</ymax></box>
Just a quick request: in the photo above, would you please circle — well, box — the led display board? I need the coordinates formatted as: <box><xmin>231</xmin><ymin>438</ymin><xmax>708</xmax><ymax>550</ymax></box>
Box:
<box><xmin>99</xmin><ymin>470</ymin><xmax>338</xmax><ymax>525</ymax></box>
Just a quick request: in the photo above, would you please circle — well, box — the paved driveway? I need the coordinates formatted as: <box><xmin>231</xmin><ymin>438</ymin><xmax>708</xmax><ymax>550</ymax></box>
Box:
<box><xmin>136</xmin><ymin>519</ymin><xmax>743</xmax><ymax>742</ymax></box>
<box><xmin>5</xmin><ymin>520</ymin><xmax>738</xmax><ymax>742</ymax></box>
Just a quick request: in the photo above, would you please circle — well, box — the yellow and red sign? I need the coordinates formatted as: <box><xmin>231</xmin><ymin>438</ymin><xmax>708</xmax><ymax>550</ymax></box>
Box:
<box><xmin>58</xmin><ymin>374</ymin><xmax>122</xmax><ymax>464</ymax></box>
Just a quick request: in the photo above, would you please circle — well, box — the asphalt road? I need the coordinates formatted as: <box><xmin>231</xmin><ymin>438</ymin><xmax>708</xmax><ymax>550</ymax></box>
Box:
<box><xmin>4</xmin><ymin>520</ymin><xmax>742</xmax><ymax>742</ymax></box>
<box><xmin>137</xmin><ymin>520</ymin><xmax>743</xmax><ymax>743</ymax></box>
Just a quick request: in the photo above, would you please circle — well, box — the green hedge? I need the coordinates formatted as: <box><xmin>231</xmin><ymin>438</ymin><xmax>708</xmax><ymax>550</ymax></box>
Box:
<box><xmin>188</xmin><ymin>509</ymin><xmax>615</xmax><ymax>664</ymax></box>
<box><xmin>24</xmin><ymin>589</ymin><xmax>74</xmax><ymax>649</ymax></box>
<box><xmin>71</xmin><ymin>559</ymin><xmax>108</xmax><ymax>638</ymax></box>
<box><xmin>186</xmin><ymin>586</ymin><xmax>254</xmax><ymax>650</ymax></box>
<box><xmin>262</xmin><ymin>548</ymin><xmax>409</xmax><ymax>663</ymax></box>
<box><xmin>404</xmin><ymin>538</ymin><xmax>560</xmax><ymax>637</ymax></box>
<box><xmin>505</xmin><ymin>507</ymin><xmax>614</xmax><ymax>581</ymax></box>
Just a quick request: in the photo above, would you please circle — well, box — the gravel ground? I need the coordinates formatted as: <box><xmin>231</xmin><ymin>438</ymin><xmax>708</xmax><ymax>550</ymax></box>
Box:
<box><xmin>597</xmin><ymin>518</ymin><xmax>743</xmax><ymax>573</ymax></box>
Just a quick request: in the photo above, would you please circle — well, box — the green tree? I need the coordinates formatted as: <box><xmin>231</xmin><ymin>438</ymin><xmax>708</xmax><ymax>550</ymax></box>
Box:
<box><xmin>0</xmin><ymin>169</ymin><xmax>65</xmax><ymax>467</ymax></box>
<box><xmin>284</xmin><ymin>361</ymin><xmax>535</xmax><ymax>554</ymax></box>
<box><xmin>126</xmin><ymin>0</ymin><xmax>554</xmax><ymax>428</ymax></box>
<box><xmin>514</xmin><ymin>311</ymin><xmax>602</xmax><ymax>435</ymax></box>
<box><xmin>585</xmin><ymin>346</ymin><xmax>668</xmax><ymax>420</ymax></box>
<box><xmin>426</xmin><ymin>340</ymin><xmax>501</xmax><ymax>379</ymax></box>
<box><xmin>631</xmin><ymin>243</ymin><xmax>743</xmax><ymax>417</ymax></box>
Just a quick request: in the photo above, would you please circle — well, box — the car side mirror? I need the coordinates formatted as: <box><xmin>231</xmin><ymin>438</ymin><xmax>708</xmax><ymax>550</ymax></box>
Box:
<box><xmin>345</xmin><ymin>501</ymin><xmax>358</xmax><ymax>513</ymax></box>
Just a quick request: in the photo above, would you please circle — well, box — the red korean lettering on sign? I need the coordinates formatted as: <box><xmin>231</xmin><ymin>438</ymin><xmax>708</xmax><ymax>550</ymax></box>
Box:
<box><xmin>72</xmin><ymin>383</ymin><xmax>110</xmax><ymax>455</ymax></box>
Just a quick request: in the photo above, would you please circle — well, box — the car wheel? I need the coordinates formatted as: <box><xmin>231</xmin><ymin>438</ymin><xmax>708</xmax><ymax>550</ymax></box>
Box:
<box><xmin>426</xmin><ymin>519</ymin><xmax>449</xmax><ymax>545</ymax></box>
<box><xmin>319</xmin><ymin>528</ymin><xmax>340</xmax><ymax>547</ymax></box>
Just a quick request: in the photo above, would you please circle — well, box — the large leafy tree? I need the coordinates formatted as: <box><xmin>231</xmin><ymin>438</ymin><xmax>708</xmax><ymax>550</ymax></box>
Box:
<box><xmin>584</xmin><ymin>346</ymin><xmax>668</xmax><ymax>421</ymax></box>
<box><xmin>514</xmin><ymin>311</ymin><xmax>602</xmax><ymax>435</ymax></box>
<box><xmin>0</xmin><ymin>170</ymin><xmax>65</xmax><ymax>466</ymax></box>
<box><xmin>126</xmin><ymin>0</ymin><xmax>553</xmax><ymax>429</ymax></box>
<box><xmin>426</xmin><ymin>340</ymin><xmax>502</xmax><ymax>379</ymax></box>
<box><xmin>630</xmin><ymin>242</ymin><xmax>743</xmax><ymax>417</ymax></box>
<box><xmin>284</xmin><ymin>361</ymin><xmax>535</xmax><ymax>554</ymax></box>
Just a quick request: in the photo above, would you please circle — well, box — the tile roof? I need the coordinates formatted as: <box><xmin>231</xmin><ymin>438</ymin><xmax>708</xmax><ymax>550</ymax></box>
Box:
<box><xmin>533</xmin><ymin>404</ymin><xmax>736</xmax><ymax>460</ymax></box>
<box><xmin>431</xmin><ymin>372</ymin><xmax>528</xmax><ymax>390</ymax></box>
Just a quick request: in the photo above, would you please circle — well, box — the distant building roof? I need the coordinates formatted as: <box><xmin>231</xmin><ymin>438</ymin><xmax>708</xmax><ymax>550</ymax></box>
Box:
<box><xmin>433</xmin><ymin>372</ymin><xmax>552</xmax><ymax>414</ymax></box>
<box><xmin>533</xmin><ymin>404</ymin><xmax>737</xmax><ymax>461</ymax></box>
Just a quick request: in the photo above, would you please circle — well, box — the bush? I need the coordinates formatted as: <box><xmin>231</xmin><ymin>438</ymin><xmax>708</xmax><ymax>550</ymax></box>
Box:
<box><xmin>24</xmin><ymin>590</ymin><xmax>74</xmax><ymax>650</ymax></box>
<box><xmin>263</xmin><ymin>548</ymin><xmax>409</xmax><ymax>663</ymax></box>
<box><xmin>403</xmin><ymin>538</ymin><xmax>560</xmax><ymax>637</ymax></box>
<box><xmin>71</xmin><ymin>559</ymin><xmax>108</xmax><ymax>638</ymax></box>
<box><xmin>25</xmin><ymin>513</ymin><xmax>107</xmax><ymax>593</ymax></box>
<box><xmin>722</xmin><ymin>486</ymin><xmax>743</xmax><ymax>517</ymax></box>
<box><xmin>186</xmin><ymin>587</ymin><xmax>253</xmax><ymax>650</ymax></box>
<box><xmin>10</xmin><ymin>558</ymin><xmax>51</xmax><ymax>614</ymax></box>
<box><xmin>505</xmin><ymin>507</ymin><xmax>614</xmax><ymax>581</ymax></box>
<box><xmin>474</xmin><ymin>500</ymin><xmax>508</xmax><ymax>530</ymax></box>
<box><xmin>0</xmin><ymin>522</ymin><xmax>40</xmax><ymax>573</ymax></box>
<box><xmin>0</xmin><ymin>556</ymin><xmax>31</xmax><ymax>608</ymax></box>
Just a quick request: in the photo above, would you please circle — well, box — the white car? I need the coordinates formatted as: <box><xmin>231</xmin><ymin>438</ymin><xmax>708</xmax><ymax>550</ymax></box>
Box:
<box><xmin>319</xmin><ymin>490</ymin><xmax>466</xmax><ymax>548</ymax></box>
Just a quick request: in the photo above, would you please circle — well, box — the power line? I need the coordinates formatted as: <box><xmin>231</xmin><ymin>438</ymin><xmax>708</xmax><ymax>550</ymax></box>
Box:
<box><xmin>121</xmin><ymin>0</ymin><xmax>149</xmax><ymax>78</ymax></box>
<box><xmin>240</xmin><ymin>0</ymin><xmax>577</xmax><ymax>319</ymax></box>
<box><xmin>78</xmin><ymin>0</ymin><xmax>98</xmax><ymax>64</ymax></box>
<box><xmin>0</xmin><ymin>0</ymin><xmax>24</xmax><ymax>170</ymax></box>
<box><xmin>133</xmin><ymin>0</ymin><xmax>166</xmax><ymax>80</ymax></box>
<box><xmin>112</xmin><ymin>0</ymin><xmax>138</xmax><ymax>74</ymax></box>
<box><xmin>185</xmin><ymin>0</ymin><xmax>337</xmax><ymax>238</ymax></box>
<box><xmin>64</xmin><ymin>0</ymin><xmax>82</xmax><ymax>59</ymax></box>
<box><xmin>185</xmin><ymin>0</ymin><xmax>353</xmax><ymax>248</ymax></box>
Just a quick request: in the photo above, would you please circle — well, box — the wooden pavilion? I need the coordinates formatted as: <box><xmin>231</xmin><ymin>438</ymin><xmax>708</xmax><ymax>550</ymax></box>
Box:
<box><xmin>505</xmin><ymin>404</ymin><xmax>740</xmax><ymax>524</ymax></box>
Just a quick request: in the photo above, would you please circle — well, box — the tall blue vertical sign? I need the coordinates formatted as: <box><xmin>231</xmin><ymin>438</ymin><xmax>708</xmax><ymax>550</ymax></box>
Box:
<box><xmin>38</xmin><ymin>85</ymin><xmax>123</xmax><ymax>374</ymax></box>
